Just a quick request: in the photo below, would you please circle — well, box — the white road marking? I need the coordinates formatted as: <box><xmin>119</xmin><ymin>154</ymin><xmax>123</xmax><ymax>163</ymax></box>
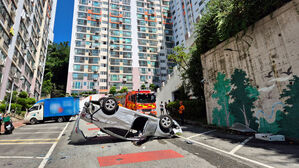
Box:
<box><xmin>0</xmin><ymin>142</ymin><xmax>55</xmax><ymax>145</ymax></box>
<box><xmin>229</xmin><ymin>136</ymin><xmax>253</xmax><ymax>154</ymax></box>
<box><xmin>38</xmin><ymin>122</ymin><xmax>70</xmax><ymax>168</ymax></box>
<box><xmin>13</xmin><ymin>132</ymin><xmax>61</xmax><ymax>134</ymax></box>
<box><xmin>0</xmin><ymin>156</ymin><xmax>45</xmax><ymax>159</ymax></box>
<box><xmin>0</xmin><ymin>139</ymin><xmax>58</xmax><ymax>141</ymax></box>
<box><xmin>20</xmin><ymin>127</ymin><xmax>62</xmax><ymax>130</ymax></box>
<box><xmin>178</xmin><ymin>135</ymin><xmax>274</xmax><ymax>168</ymax></box>
<box><xmin>187</xmin><ymin>130</ymin><xmax>216</xmax><ymax>139</ymax></box>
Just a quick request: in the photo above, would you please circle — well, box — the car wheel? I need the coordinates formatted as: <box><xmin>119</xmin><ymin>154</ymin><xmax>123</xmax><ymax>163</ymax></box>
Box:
<box><xmin>102</xmin><ymin>97</ymin><xmax>119</xmax><ymax>115</ymax></box>
<box><xmin>30</xmin><ymin>118</ymin><xmax>38</xmax><ymax>125</ymax></box>
<box><xmin>57</xmin><ymin>117</ymin><xmax>64</xmax><ymax>123</ymax></box>
<box><xmin>98</xmin><ymin>97</ymin><xmax>106</xmax><ymax>108</ymax></box>
<box><xmin>159</xmin><ymin>115</ymin><xmax>173</xmax><ymax>130</ymax></box>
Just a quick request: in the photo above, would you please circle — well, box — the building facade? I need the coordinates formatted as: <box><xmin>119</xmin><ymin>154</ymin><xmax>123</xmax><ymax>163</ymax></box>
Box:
<box><xmin>170</xmin><ymin>0</ymin><xmax>209</xmax><ymax>47</ymax></box>
<box><xmin>67</xmin><ymin>0</ymin><xmax>174</xmax><ymax>94</ymax></box>
<box><xmin>0</xmin><ymin>0</ymin><xmax>57</xmax><ymax>101</ymax></box>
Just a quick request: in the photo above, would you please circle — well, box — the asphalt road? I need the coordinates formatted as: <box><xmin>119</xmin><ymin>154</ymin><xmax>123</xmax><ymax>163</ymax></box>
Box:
<box><xmin>0</xmin><ymin>119</ymin><xmax>298</xmax><ymax>168</ymax></box>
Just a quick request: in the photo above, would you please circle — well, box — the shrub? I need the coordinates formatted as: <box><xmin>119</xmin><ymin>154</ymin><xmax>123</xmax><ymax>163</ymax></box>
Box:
<box><xmin>0</xmin><ymin>104</ymin><xmax>6</xmax><ymax>113</ymax></box>
<box><xmin>167</xmin><ymin>100</ymin><xmax>206</xmax><ymax>121</ymax></box>
<box><xmin>19</xmin><ymin>91</ymin><xmax>28</xmax><ymax>98</ymax></box>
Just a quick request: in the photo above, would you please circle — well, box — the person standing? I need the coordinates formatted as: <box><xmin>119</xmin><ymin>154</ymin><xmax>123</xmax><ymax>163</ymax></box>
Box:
<box><xmin>179</xmin><ymin>101</ymin><xmax>185</xmax><ymax>126</ymax></box>
<box><xmin>0</xmin><ymin>113</ymin><xmax>3</xmax><ymax>134</ymax></box>
<box><xmin>160</xmin><ymin>101</ymin><xmax>164</xmax><ymax>115</ymax></box>
<box><xmin>164</xmin><ymin>101</ymin><xmax>168</xmax><ymax>115</ymax></box>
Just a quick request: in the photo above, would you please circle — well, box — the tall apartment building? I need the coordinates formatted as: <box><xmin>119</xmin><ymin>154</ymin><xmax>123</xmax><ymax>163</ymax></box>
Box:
<box><xmin>0</xmin><ymin>0</ymin><xmax>57</xmax><ymax>101</ymax></box>
<box><xmin>170</xmin><ymin>0</ymin><xmax>209</xmax><ymax>47</ymax></box>
<box><xmin>67</xmin><ymin>0</ymin><xmax>174</xmax><ymax>94</ymax></box>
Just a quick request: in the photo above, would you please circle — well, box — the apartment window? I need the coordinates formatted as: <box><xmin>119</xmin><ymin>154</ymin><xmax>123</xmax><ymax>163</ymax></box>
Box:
<box><xmin>123</xmin><ymin>52</ymin><xmax>132</xmax><ymax>58</ymax></box>
<box><xmin>72</xmin><ymin>82</ymin><xmax>82</xmax><ymax>89</ymax></box>
<box><xmin>110</xmin><ymin>66</ymin><xmax>120</xmax><ymax>73</ymax></box>
<box><xmin>110</xmin><ymin>75</ymin><xmax>119</xmax><ymax>81</ymax></box>
<box><xmin>139</xmin><ymin>60</ymin><xmax>147</xmax><ymax>67</ymax></box>
<box><xmin>123</xmin><ymin>67</ymin><xmax>132</xmax><ymax>73</ymax></box>
<box><xmin>124</xmin><ymin>12</ymin><xmax>130</xmax><ymax>17</ymax></box>
<box><xmin>72</xmin><ymin>73</ymin><xmax>84</xmax><ymax>80</ymax></box>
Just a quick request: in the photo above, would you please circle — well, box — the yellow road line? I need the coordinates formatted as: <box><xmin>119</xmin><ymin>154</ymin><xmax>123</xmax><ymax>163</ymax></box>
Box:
<box><xmin>0</xmin><ymin>139</ymin><xmax>58</xmax><ymax>142</ymax></box>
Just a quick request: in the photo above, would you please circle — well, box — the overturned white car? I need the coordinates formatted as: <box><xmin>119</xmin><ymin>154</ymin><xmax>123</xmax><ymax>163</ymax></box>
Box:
<box><xmin>70</xmin><ymin>97</ymin><xmax>182</xmax><ymax>144</ymax></box>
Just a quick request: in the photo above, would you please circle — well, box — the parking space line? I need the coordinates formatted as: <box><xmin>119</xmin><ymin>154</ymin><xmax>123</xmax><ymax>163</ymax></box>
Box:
<box><xmin>38</xmin><ymin>122</ymin><xmax>70</xmax><ymax>168</ymax></box>
<box><xmin>178</xmin><ymin>135</ymin><xmax>274</xmax><ymax>168</ymax></box>
<box><xmin>0</xmin><ymin>139</ymin><xmax>58</xmax><ymax>142</ymax></box>
<box><xmin>229</xmin><ymin>136</ymin><xmax>253</xmax><ymax>154</ymax></box>
<box><xmin>0</xmin><ymin>156</ymin><xmax>45</xmax><ymax>159</ymax></box>
<box><xmin>186</xmin><ymin>130</ymin><xmax>216</xmax><ymax>139</ymax></box>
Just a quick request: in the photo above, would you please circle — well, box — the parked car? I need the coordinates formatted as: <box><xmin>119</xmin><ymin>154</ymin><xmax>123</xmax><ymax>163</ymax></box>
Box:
<box><xmin>70</xmin><ymin>97</ymin><xmax>182</xmax><ymax>144</ymax></box>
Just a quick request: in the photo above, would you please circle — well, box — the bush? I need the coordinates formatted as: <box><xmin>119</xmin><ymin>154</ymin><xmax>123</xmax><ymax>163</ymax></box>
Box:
<box><xmin>19</xmin><ymin>91</ymin><xmax>28</xmax><ymax>98</ymax></box>
<box><xmin>167</xmin><ymin>100</ymin><xmax>206</xmax><ymax>121</ymax></box>
<box><xmin>0</xmin><ymin>104</ymin><xmax>6</xmax><ymax>113</ymax></box>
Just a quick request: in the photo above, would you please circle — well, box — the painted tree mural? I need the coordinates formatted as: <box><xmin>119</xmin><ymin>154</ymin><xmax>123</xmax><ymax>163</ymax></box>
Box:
<box><xmin>258</xmin><ymin>110</ymin><xmax>283</xmax><ymax>134</ymax></box>
<box><xmin>279</xmin><ymin>76</ymin><xmax>299</xmax><ymax>139</ymax></box>
<box><xmin>212</xmin><ymin>72</ymin><xmax>234</xmax><ymax>127</ymax></box>
<box><xmin>229</xmin><ymin>69</ymin><xmax>259</xmax><ymax>130</ymax></box>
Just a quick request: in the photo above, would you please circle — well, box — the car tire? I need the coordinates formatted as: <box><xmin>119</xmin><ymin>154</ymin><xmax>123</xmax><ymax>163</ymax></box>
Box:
<box><xmin>57</xmin><ymin>117</ymin><xmax>64</xmax><ymax>123</ymax></box>
<box><xmin>98</xmin><ymin>97</ymin><xmax>106</xmax><ymax>108</ymax></box>
<box><xmin>30</xmin><ymin>118</ymin><xmax>38</xmax><ymax>125</ymax></box>
<box><xmin>159</xmin><ymin>115</ymin><xmax>173</xmax><ymax>132</ymax></box>
<box><xmin>102</xmin><ymin>97</ymin><xmax>119</xmax><ymax>115</ymax></box>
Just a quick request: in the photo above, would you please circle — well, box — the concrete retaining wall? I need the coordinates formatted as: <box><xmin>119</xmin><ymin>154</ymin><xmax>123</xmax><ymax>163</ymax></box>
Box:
<box><xmin>201</xmin><ymin>0</ymin><xmax>299</xmax><ymax>139</ymax></box>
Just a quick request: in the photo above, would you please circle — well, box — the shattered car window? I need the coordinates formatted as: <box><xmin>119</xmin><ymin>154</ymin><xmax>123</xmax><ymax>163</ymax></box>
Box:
<box><xmin>137</xmin><ymin>94</ymin><xmax>156</xmax><ymax>103</ymax></box>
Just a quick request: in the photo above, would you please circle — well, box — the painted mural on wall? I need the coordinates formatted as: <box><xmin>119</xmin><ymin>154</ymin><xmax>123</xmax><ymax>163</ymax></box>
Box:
<box><xmin>211</xmin><ymin>69</ymin><xmax>299</xmax><ymax>139</ymax></box>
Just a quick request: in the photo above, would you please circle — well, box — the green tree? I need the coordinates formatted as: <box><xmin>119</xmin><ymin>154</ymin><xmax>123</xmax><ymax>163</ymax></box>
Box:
<box><xmin>0</xmin><ymin>104</ymin><xmax>6</xmax><ymax>113</ymax></box>
<box><xmin>141</xmin><ymin>84</ymin><xmax>146</xmax><ymax>90</ymax></box>
<box><xmin>168</xmin><ymin>46</ymin><xmax>190</xmax><ymax>73</ymax></box>
<box><xmin>212</xmin><ymin>72</ymin><xmax>233</xmax><ymax>127</ymax></box>
<box><xmin>18</xmin><ymin>91</ymin><xmax>28</xmax><ymax>98</ymax></box>
<box><xmin>279</xmin><ymin>76</ymin><xmax>299</xmax><ymax>139</ymax></box>
<box><xmin>229</xmin><ymin>69</ymin><xmax>259</xmax><ymax>130</ymax></box>
<box><xmin>41</xmin><ymin>72</ymin><xmax>54</xmax><ymax>97</ymax></box>
<box><xmin>109</xmin><ymin>86</ymin><xmax>117</xmax><ymax>95</ymax></box>
<box><xmin>119</xmin><ymin>87</ymin><xmax>128</xmax><ymax>93</ymax></box>
<box><xmin>42</xmin><ymin>42</ymin><xmax>70</xmax><ymax>97</ymax></box>
<box><xmin>149</xmin><ymin>84</ymin><xmax>160</xmax><ymax>92</ymax></box>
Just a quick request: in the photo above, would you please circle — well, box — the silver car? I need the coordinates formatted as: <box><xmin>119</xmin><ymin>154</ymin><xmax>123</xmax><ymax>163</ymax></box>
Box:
<box><xmin>70</xmin><ymin>97</ymin><xmax>182</xmax><ymax>144</ymax></box>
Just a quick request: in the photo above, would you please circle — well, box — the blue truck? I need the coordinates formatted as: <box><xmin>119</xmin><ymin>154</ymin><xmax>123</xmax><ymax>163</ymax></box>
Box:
<box><xmin>24</xmin><ymin>97</ymin><xmax>80</xmax><ymax>124</ymax></box>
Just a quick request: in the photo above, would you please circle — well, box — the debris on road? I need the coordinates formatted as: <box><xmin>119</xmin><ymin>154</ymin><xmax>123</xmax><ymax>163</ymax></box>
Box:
<box><xmin>255</xmin><ymin>133</ymin><xmax>285</xmax><ymax>141</ymax></box>
<box><xmin>185</xmin><ymin>140</ymin><xmax>193</xmax><ymax>144</ymax></box>
<box><xmin>230</xmin><ymin>123</ymin><xmax>256</xmax><ymax>133</ymax></box>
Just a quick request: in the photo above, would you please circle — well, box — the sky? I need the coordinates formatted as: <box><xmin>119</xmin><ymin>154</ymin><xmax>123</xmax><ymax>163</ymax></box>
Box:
<box><xmin>53</xmin><ymin>0</ymin><xmax>74</xmax><ymax>43</ymax></box>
